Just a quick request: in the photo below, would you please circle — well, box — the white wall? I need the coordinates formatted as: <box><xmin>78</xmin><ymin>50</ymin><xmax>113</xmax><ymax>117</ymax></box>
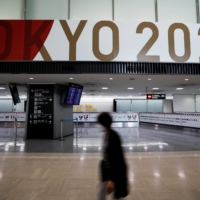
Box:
<box><xmin>0</xmin><ymin>0</ymin><xmax>198</xmax><ymax>23</ymax></box>
<box><xmin>70</xmin><ymin>0</ymin><xmax>112</xmax><ymax>20</ymax></box>
<box><xmin>196</xmin><ymin>95</ymin><xmax>200</xmax><ymax>112</ymax></box>
<box><xmin>114</xmin><ymin>0</ymin><xmax>155</xmax><ymax>22</ymax></box>
<box><xmin>0</xmin><ymin>0</ymin><xmax>24</xmax><ymax>19</ymax></box>
<box><xmin>157</xmin><ymin>0</ymin><xmax>197</xmax><ymax>23</ymax></box>
<box><xmin>26</xmin><ymin>0</ymin><xmax>68</xmax><ymax>19</ymax></box>
<box><xmin>173</xmin><ymin>95</ymin><xmax>195</xmax><ymax>113</ymax></box>
<box><xmin>163</xmin><ymin>100</ymin><xmax>173</xmax><ymax>113</ymax></box>
<box><xmin>74</xmin><ymin>97</ymin><xmax>113</xmax><ymax>112</ymax></box>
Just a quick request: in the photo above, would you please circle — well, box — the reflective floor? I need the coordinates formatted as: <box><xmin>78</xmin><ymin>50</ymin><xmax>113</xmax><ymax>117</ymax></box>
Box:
<box><xmin>0</xmin><ymin>123</ymin><xmax>200</xmax><ymax>200</ymax></box>
<box><xmin>0</xmin><ymin>123</ymin><xmax>200</xmax><ymax>153</ymax></box>
<box><xmin>0</xmin><ymin>152</ymin><xmax>200</xmax><ymax>200</ymax></box>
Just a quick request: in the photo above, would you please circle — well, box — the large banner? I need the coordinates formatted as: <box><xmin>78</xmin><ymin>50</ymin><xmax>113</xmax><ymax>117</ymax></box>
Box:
<box><xmin>140</xmin><ymin>113</ymin><xmax>200</xmax><ymax>128</ymax></box>
<box><xmin>1</xmin><ymin>20</ymin><xmax>200</xmax><ymax>63</ymax></box>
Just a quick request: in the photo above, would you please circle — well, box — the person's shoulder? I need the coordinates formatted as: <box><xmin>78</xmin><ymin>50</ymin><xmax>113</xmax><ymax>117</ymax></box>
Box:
<box><xmin>110</xmin><ymin>129</ymin><xmax>120</xmax><ymax>140</ymax></box>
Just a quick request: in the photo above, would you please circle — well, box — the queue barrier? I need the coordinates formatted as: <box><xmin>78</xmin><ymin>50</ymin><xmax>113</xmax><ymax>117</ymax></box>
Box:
<box><xmin>59</xmin><ymin>118</ymin><xmax>78</xmax><ymax>141</ymax></box>
<box><xmin>11</xmin><ymin>117</ymin><xmax>19</xmax><ymax>141</ymax></box>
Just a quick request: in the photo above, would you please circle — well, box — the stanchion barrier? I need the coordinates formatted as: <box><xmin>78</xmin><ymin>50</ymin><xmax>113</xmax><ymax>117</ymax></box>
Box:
<box><xmin>11</xmin><ymin>117</ymin><xmax>19</xmax><ymax>141</ymax></box>
<box><xmin>59</xmin><ymin>118</ymin><xmax>78</xmax><ymax>141</ymax></box>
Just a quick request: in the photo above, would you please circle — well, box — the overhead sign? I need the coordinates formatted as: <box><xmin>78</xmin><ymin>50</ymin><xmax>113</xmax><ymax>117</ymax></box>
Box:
<box><xmin>147</xmin><ymin>94</ymin><xmax>166</xmax><ymax>99</ymax></box>
<box><xmin>1</xmin><ymin>20</ymin><xmax>200</xmax><ymax>63</ymax></box>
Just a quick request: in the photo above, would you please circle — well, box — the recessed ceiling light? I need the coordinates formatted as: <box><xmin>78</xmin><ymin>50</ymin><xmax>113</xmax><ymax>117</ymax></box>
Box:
<box><xmin>110</xmin><ymin>78</ymin><xmax>113</xmax><ymax>80</ymax></box>
<box><xmin>0</xmin><ymin>87</ymin><xmax>5</xmax><ymax>89</ymax></box>
<box><xmin>102</xmin><ymin>87</ymin><xmax>108</xmax><ymax>90</ymax></box>
<box><xmin>69</xmin><ymin>78</ymin><xmax>73</xmax><ymax>80</ymax></box>
<box><xmin>176</xmin><ymin>88</ymin><xmax>184</xmax><ymax>90</ymax></box>
<box><xmin>152</xmin><ymin>88</ymin><xmax>159</xmax><ymax>90</ymax></box>
<box><xmin>127</xmin><ymin>87</ymin><xmax>134</xmax><ymax>90</ymax></box>
<box><xmin>185</xmin><ymin>79</ymin><xmax>189</xmax><ymax>81</ymax></box>
<box><xmin>30</xmin><ymin>77</ymin><xmax>34</xmax><ymax>80</ymax></box>
<box><xmin>139</xmin><ymin>93</ymin><xmax>141</xmax><ymax>94</ymax></box>
<box><xmin>148</xmin><ymin>78</ymin><xmax>152</xmax><ymax>80</ymax></box>
<box><xmin>82</xmin><ymin>92</ymin><xmax>85</xmax><ymax>94</ymax></box>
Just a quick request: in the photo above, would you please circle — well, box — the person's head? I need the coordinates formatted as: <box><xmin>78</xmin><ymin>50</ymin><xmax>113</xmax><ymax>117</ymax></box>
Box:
<box><xmin>98</xmin><ymin>112</ymin><xmax>112</xmax><ymax>130</ymax></box>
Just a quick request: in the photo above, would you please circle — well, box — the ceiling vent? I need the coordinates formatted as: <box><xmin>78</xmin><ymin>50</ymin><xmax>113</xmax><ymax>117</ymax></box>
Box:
<box><xmin>84</xmin><ymin>83</ymin><xmax>99</xmax><ymax>87</ymax></box>
<box><xmin>89</xmin><ymin>90</ymin><xmax>97</xmax><ymax>93</ymax></box>
<box><xmin>180</xmin><ymin>84</ymin><xmax>193</xmax><ymax>87</ymax></box>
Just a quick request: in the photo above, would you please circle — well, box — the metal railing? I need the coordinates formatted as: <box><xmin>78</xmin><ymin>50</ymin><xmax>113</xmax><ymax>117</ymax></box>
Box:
<box><xmin>59</xmin><ymin>118</ymin><xmax>78</xmax><ymax>141</ymax></box>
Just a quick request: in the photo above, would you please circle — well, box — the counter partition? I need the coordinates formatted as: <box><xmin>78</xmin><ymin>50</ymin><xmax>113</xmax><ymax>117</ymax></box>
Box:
<box><xmin>140</xmin><ymin>113</ymin><xmax>200</xmax><ymax>128</ymax></box>
<box><xmin>73</xmin><ymin>112</ymin><xmax>139</xmax><ymax>123</ymax></box>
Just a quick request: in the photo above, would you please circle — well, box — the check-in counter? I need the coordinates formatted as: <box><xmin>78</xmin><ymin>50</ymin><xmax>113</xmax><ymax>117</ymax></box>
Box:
<box><xmin>140</xmin><ymin>112</ymin><xmax>200</xmax><ymax>128</ymax></box>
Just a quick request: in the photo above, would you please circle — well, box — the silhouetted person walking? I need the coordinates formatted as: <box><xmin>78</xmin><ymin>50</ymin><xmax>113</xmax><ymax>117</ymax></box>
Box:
<box><xmin>98</xmin><ymin>112</ymin><xmax>129</xmax><ymax>200</ymax></box>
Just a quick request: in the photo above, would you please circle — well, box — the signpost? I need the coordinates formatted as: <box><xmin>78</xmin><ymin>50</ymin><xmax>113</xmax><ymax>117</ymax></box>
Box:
<box><xmin>27</xmin><ymin>85</ymin><xmax>54</xmax><ymax>139</ymax></box>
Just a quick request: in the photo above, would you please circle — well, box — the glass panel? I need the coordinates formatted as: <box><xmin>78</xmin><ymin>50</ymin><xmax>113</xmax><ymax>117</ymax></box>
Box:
<box><xmin>0</xmin><ymin>0</ymin><xmax>24</xmax><ymax>19</ymax></box>
<box><xmin>116</xmin><ymin>100</ymin><xmax>131</xmax><ymax>112</ymax></box>
<box><xmin>26</xmin><ymin>0</ymin><xmax>68</xmax><ymax>19</ymax></box>
<box><xmin>132</xmin><ymin>100</ymin><xmax>147</xmax><ymax>112</ymax></box>
<box><xmin>148</xmin><ymin>100</ymin><xmax>163</xmax><ymax>112</ymax></box>
<box><xmin>70</xmin><ymin>0</ymin><xmax>112</xmax><ymax>20</ymax></box>
<box><xmin>0</xmin><ymin>100</ymin><xmax>13</xmax><ymax>112</ymax></box>
<box><xmin>114</xmin><ymin>0</ymin><xmax>155</xmax><ymax>21</ymax></box>
<box><xmin>157</xmin><ymin>0</ymin><xmax>197</xmax><ymax>23</ymax></box>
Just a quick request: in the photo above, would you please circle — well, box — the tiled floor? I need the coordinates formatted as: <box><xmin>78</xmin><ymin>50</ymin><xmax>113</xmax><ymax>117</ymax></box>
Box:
<box><xmin>0</xmin><ymin>123</ymin><xmax>200</xmax><ymax>199</ymax></box>
<box><xmin>0</xmin><ymin>152</ymin><xmax>200</xmax><ymax>200</ymax></box>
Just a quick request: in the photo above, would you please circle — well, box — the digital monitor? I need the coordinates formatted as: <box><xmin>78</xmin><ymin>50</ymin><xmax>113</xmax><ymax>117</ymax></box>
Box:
<box><xmin>9</xmin><ymin>84</ymin><xmax>21</xmax><ymax>105</ymax></box>
<box><xmin>64</xmin><ymin>83</ymin><xmax>83</xmax><ymax>105</ymax></box>
<box><xmin>73</xmin><ymin>87</ymin><xmax>83</xmax><ymax>105</ymax></box>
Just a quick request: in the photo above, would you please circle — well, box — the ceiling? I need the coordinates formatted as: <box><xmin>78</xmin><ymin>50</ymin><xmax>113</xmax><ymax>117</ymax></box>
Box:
<box><xmin>0</xmin><ymin>74</ymin><xmax>200</xmax><ymax>98</ymax></box>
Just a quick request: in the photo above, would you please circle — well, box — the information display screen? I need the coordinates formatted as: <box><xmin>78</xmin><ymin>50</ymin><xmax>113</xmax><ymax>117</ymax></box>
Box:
<box><xmin>65</xmin><ymin>83</ymin><xmax>83</xmax><ymax>105</ymax></box>
<box><xmin>73</xmin><ymin>88</ymin><xmax>83</xmax><ymax>105</ymax></box>
<box><xmin>66</xmin><ymin>87</ymin><xmax>76</xmax><ymax>105</ymax></box>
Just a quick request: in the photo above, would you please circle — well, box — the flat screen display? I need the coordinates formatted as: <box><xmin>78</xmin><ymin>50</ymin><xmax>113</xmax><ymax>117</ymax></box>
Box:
<box><xmin>9</xmin><ymin>85</ymin><xmax>21</xmax><ymax>105</ymax></box>
<box><xmin>65</xmin><ymin>83</ymin><xmax>83</xmax><ymax>105</ymax></box>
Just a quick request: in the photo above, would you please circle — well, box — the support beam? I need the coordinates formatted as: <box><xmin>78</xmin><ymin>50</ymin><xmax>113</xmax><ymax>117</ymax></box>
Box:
<box><xmin>155</xmin><ymin>0</ymin><xmax>158</xmax><ymax>22</ymax></box>
<box><xmin>112</xmin><ymin>0</ymin><xmax>115</xmax><ymax>21</ymax></box>
<box><xmin>197</xmin><ymin>0</ymin><xmax>200</xmax><ymax>23</ymax></box>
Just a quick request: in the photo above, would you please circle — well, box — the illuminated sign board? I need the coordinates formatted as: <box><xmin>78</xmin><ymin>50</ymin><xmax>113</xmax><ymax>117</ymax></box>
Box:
<box><xmin>147</xmin><ymin>94</ymin><xmax>166</xmax><ymax>99</ymax></box>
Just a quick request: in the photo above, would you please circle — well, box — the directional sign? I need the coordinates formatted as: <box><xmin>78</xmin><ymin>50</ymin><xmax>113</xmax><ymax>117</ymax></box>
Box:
<box><xmin>147</xmin><ymin>94</ymin><xmax>166</xmax><ymax>99</ymax></box>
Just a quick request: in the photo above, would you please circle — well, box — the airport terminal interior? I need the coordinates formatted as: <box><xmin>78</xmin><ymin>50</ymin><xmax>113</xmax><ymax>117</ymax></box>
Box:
<box><xmin>1</xmin><ymin>0</ymin><xmax>200</xmax><ymax>200</ymax></box>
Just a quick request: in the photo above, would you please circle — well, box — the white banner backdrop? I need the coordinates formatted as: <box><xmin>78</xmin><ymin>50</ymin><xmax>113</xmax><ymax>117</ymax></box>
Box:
<box><xmin>73</xmin><ymin>112</ymin><xmax>139</xmax><ymax>122</ymax></box>
<box><xmin>34</xmin><ymin>20</ymin><xmax>200</xmax><ymax>63</ymax></box>
<box><xmin>140</xmin><ymin>113</ymin><xmax>200</xmax><ymax>128</ymax></box>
